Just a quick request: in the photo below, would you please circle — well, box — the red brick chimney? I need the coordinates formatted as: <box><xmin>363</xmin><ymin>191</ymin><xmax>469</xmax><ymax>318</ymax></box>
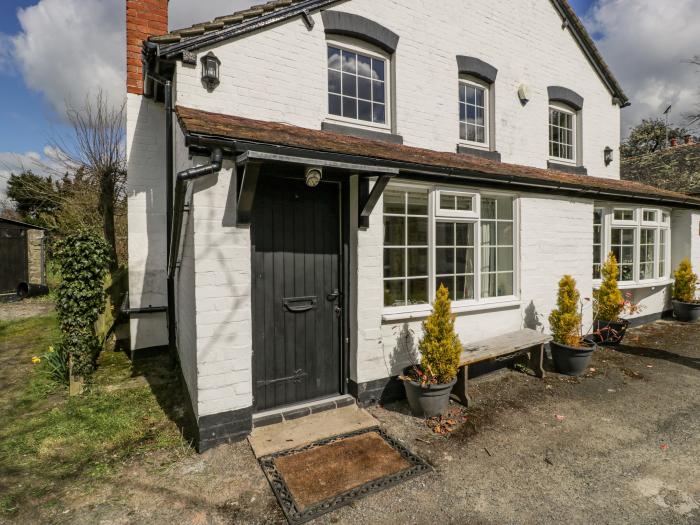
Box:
<box><xmin>670</xmin><ymin>137</ymin><xmax>678</xmax><ymax>147</ymax></box>
<box><xmin>684</xmin><ymin>135</ymin><xmax>694</xmax><ymax>145</ymax></box>
<box><xmin>127</xmin><ymin>0</ymin><xmax>169</xmax><ymax>95</ymax></box>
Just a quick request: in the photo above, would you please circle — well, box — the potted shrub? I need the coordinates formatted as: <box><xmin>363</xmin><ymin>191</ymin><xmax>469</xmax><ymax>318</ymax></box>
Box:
<box><xmin>592</xmin><ymin>253</ymin><xmax>643</xmax><ymax>345</ymax></box>
<box><xmin>401</xmin><ymin>284</ymin><xmax>462</xmax><ymax>418</ymax></box>
<box><xmin>671</xmin><ymin>258</ymin><xmax>700</xmax><ymax>322</ymax></box>
<box><xmin>548</xmin><ymin>275</ymin><xmax>597</xmax><ymax>376</ymax></box>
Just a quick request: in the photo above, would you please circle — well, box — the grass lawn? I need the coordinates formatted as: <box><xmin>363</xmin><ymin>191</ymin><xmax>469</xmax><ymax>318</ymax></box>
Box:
<box><xmin>0</xmin><ymin>314</ymin><xmax>192</xmax><ymax>519</ymax></box>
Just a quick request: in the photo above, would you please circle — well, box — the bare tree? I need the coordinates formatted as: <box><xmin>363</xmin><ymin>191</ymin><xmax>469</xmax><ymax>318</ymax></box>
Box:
<box><xmin>50</xmin><ymin>91</ymin><xmax>126</xmax><ymax>271</ymax></box>
<box><xmin>687</xmin><ymin>55</ymin><xmax>700</xmax><ymax>126</ymax></box>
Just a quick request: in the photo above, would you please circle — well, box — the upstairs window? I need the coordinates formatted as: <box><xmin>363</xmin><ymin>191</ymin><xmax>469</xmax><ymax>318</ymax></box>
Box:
<box><xmin>459</xmin><ymin>80</ymin><xmax>488</xmax><ymax>146</ymax></box>
<box><xmin>328</xmin><ymin>45</ymin><xmax>387</xmax><ymax>126</ymax></box>
<box><xmin>549</xmin><ymin>105</ymin><xmax>575</xmax><ymax>162</ymax></box>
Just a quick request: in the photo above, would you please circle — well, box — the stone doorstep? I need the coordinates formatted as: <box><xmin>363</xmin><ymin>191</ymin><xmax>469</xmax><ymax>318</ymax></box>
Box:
<box><xmin>252</xmin><ymin>394</ymin><xmax>357</xmax><ymax>428</ymax></box>
<box><xmin>248</xmin><ymin>401</ymin><xmax>379</xmax><ymax>458</ymax></box>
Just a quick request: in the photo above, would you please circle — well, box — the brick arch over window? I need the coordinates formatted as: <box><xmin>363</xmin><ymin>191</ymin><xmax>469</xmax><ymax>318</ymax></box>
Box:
<box><xmin>321</xmin><ymin>11</ymin><xmax>399</xmax><ymax>53</ymax></box>
<box><xmin>548</xmin><ymin>86</ymin><xmax>584</xmax><ymax>111</ymax></box>
<box><xmin>456</xmin><ymin>56</ymin><xmax>498</xmax><ymax>84</ymax></box>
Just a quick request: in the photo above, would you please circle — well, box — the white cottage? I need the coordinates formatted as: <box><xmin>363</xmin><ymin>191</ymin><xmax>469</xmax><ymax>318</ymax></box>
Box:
<box><xmin>126</xmin><ymin>0</ymin><xmax>700</xmax><ymax>451</ymax></box>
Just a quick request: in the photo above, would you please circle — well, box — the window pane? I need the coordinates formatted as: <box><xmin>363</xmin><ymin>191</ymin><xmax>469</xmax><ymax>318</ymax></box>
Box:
<box><xmin>358</xmin><ymin>100</ymin><xmax>372</xmax><ymax>122</ymax></box>
<box><xmin>407</xmin><ymin>217</ymin><xmax>428</xmax><ymax>245</ymax></box>
<box><xmin>383</xmin><ymin>190</ymin><xmax>404</xmax><ymax>214</ymax></box>
<box><xmin>342</xmin><ymin>96</ymin><xmax>357</xmax><ymax>119</ymax></box>
<box><xmin>373</xmin><ymin>103</ymin><xmax>386</xmax><ymax>124</ymax></box>
<box><xmin>357</xmin><ymin>54</ymin><xmax>372</xmax><ymax>77</ymax></box>
<box><xmin>328</xmin><ymin>47</ymin><xmax>341</xmax><ymax>70</ymax></box>
<box><xmin>621</xmin><ymin>246</ymin><xmax>634</xmax><ymax>264</ymax></box>
<box><xmin>481</xmin><ymin>247</ymin><xmax>496</xmax><ymax>273</ymax></box>
<box><xmin>373</xmin><ymin>81</ymin><xmax>385</xmax><ymax>103</ymax></box>
<box><xmin>384</xmin><ymin>280</ymin><xmax>404</xmax><ymax>307</ymax></box>
<box><xmin>497</xmin><ymin>273</ymin><xmax>514</xmax><ymax>296</ymax></box>
<box><xmin>456</xmin><ymin>223</ymin><xmax>474</xmax><ymax>246</ymax></box>
<box><xmin>436</xmin><ymin>222</ymin><xmax>454</xmax><ymax>246</ymax></box>
<box><xmin>614</xmin><ymin>209</ymin><xmax>634</xmax><ymax>221</ymax></box>
<box><xmin>371</xmin><ymin>58</ymin><xmax>385</xmax><ymax>81</ymax></box>
<box><xmin>475</xmin><ymin>88</ymin><xmax>484</xmax><ymax>107</ymax></box>
<box><xmin>456</xmin><ymin>275</ymin><xmax>475</xmax><ymax>301</ymax></box>
<box><xmin>496</xmin><ymin>197</ymin><xmax>514</xmax><ymax>220</ymax></box>
<box><xmin>481</xmin><ymin>198</ymin><xmax>496</xmax><ymax>219</ymax></box>
<box><xmin>407</xmin><ymin>279</ymin><xmax>428</xmax><ymax>305</ymax></box>
<box><xmin>342</xmin><ymin>73</ymin><xmax>356</xmax><ymax>97</ymax></box>
<box><xmin>407</xmin><ymin>248</ymin><xmax>428</xmax><ymax>276</ymax></box>
<box><xmin>457</xmin><ymin>248</ymin><xmax>475</xmax><ymax>274</ymax></box>
<box><xmin>481</xmin><ymin>222</ymin><xmax>496</xmax><ymax>246</ymax></box>
<box><xmin>436</xmin><ymin>248</ymin><xmax>454</xmax><ymax>275</ymax></box>
<box><xmin>481</xmin><ymin>273</ymin><xmax>497</xmax><ymax>299</ymax></box>
<box><xmin>622</xmin><ymin>229</ymin><xmax>634</xmax><ymax>244</ymax></box>
<box><xmin>440</xmin><ymin>193</ymin><xmax>456</xmax><ymax>210</ymax></box>
<box><xmin>383</xmin><ymin>216</ymin><xmax>404</xmax><ymax>245</ymax></box>
<box><xmin>341</xmin><ymin>50</ymin><xmax>356</xmax><ymax>73</ymax></box>
<box><xmin>476</xmin><ymin>127</ymin><xmax>485</xmax><ymax>143</ymax></box>
<box><xmin>384</xmin><ymin>249</ymin><xmax>404</xmax><ymax>278</ymax></box>
<box><xmin>328</xmin><ymin>70</ymin><xmax>341</xmax><ymax>94</ymax></box>
<box><xmin>358</xmin><ymin>77</ymin><xmax>371</xmax><ymax>100</ymax></box>
<box><xmin>497</xmin><ymin>248</ymin><xmax>514</xmax><ymax>271</ymax></box>
<box><xmin>329</xmin><ymin>94</ymin><xmax>341</xmax><ymax>116</ymax></box>
<box><xmin>407</xmin><ymin>192</ymin><xmax>429</xmax><ymax>215</ymax></box>
<box><xmin>436</xmin><ymin>276</ymin><xmax>455</xmax><ymax>300</ymax></box>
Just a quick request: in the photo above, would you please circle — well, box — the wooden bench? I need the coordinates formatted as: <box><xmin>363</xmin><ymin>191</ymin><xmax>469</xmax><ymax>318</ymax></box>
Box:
<box><xmin>451</xmin><ymin>329</ymin><xmax>552</xmax><ymax>407</ymax></box>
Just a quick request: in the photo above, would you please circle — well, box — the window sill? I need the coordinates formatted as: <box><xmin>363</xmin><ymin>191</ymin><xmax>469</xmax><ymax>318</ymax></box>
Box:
<box><xmin>321</xmin><ymin>121</ymin><xmax>403</xmax><ymax>144</ymax></box>
<box><xmin>593</xmin><ymin>278</ymin><xmax>673</xmax><ymax>290</ymax></box>
<box><xmin>456</xmin><ymin>144</ymin><xmax>501</xmax><ymax>162</ymax></box>
<box><xmin>382</xmin><ymin>297</ymin><xmax>521</xmax><ymax>322</ymax></box>
<box><xmin>547</xmin><ymin>161</ymin><xmax>588</xmax><ymax>175</ymax></box>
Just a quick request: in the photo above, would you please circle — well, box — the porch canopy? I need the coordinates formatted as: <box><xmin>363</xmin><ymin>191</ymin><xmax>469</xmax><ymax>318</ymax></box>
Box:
<box><xmin>175</xmin><ymin>105</ymin><xmax>700</xmax><ymax>225</ymax></box>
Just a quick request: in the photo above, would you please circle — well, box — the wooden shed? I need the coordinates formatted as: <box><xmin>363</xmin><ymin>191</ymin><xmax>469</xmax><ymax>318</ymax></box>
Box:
<box><xmin>0</xmin><ymin>217</ymin><xmax>46</xmax><ymax>294</ymax></box>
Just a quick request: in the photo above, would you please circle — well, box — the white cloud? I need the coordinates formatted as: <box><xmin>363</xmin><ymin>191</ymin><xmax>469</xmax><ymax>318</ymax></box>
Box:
<box><xmin>0</xmin><ymin>150</ymin><xmax>58</xmax><ymax>207</ymax></box>
<box><xmin>584</xmin><ymin>0</ymin><xmax>700</xmax><ymax>136</ymax></box>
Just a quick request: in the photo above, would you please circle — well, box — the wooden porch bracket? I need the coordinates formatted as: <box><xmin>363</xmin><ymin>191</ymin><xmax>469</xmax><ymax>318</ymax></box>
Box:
<box><xmin>236</xmin><ymin>161</ymin><xmax>262</xmax><ymax>226</ymax></box>
<box><xmin>359</xmin><ymin>174</ymin><xmax>395</xmax><ymax>228</ymax></box>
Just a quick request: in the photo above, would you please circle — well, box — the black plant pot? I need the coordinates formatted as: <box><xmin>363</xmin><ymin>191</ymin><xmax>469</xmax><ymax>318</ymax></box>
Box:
<box><xmin>403</xmin><ymin>375</ymin><xmax>458</xmax><ymax>418</ymax></box>
<box><xmin>671</xmin><ymin>300</ymin><xmax>700</xmax><ymax>322</ymax></box>
<box><xmin>592</xmin><ymin>319</ymin><xmax>630</xmax><ymax>346</ymax></box>
<box><xmin>550</xmin><ymin>340</ymin><xmax>596</xmax><ymax>377</ymax></box>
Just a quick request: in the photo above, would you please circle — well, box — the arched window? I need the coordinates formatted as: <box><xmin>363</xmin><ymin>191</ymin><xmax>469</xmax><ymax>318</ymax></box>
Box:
<box><xmin>548</xmin><ymin>86</ymin><xmax>585</xmax><ymax>173</ymax></box>
<box><xmin>456</xmin><ymin>56</ymin><xmax>499</xmax><ymax>161</ymax></box>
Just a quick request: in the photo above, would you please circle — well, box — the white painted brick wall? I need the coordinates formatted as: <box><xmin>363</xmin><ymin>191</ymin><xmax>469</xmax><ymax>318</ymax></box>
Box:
<box><xmin>126</xmin><ymin>93</ymin><xmax>168</xmax><ymax>350</ymax></box>
<box><xmin>175</xmin><ymin>0</ymin><xmax>621</xmax><ymax>179</ymax></box>
<box><xmin>189</xmin><ymin>160</ymin><xmax>254</xmax><ymax>418</ymax></box>
<box><xmin>672</xmin><ymin>210</ymin><xmax>700</xmax><ymax>299</ymax></box>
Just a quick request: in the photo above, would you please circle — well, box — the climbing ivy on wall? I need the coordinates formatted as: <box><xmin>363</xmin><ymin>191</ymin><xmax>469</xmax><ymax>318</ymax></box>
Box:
<box><xmin>54</xmin><ymin>231</ymin><xmax>112</xmax><ymax>377</ymax></box>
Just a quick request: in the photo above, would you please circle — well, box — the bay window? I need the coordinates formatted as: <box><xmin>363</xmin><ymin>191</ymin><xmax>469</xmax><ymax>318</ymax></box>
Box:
<box><xmin>383</xmin><ymin>185</ymin><xmax>517</xmax><ymax>309</ymax></box>
<box><xmin>593</xmin><ymin>206</ymin><xmax>671</xmax><ymax>284</ymax></box>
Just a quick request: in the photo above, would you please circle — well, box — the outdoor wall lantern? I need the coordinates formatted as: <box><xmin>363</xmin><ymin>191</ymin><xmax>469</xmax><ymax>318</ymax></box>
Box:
<box><xmin>305</xmin><ymin>167</ymin><xmax>323</xmax><ymax>187</ymax></box>
<box><xmin>201</xmin><ymin>52</ymin><xmax>221</xmax><ymax>90</ymax></box>
<box><xmin>604</xmin><ymin>146</ymin><xmax>613</xmax><ymax>166</ymax></box>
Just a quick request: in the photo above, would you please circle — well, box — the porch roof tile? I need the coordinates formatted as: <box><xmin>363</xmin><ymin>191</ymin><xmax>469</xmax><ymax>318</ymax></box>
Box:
<box><xmin>175</xmin><ymin>105</ymin><xmax>700</xmax><ymax>209</ymax></box>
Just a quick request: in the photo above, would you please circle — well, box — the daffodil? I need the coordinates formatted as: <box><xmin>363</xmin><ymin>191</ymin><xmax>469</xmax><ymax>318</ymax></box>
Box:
<box><xmin>32</xmin><ymin>356</ymin><xmax>41</xmax><ymax>364</ymax></box>
<box><xmin>48</xmin><ymin>346</ymin><xmax>55</xmax><ymax>353</ymax></box>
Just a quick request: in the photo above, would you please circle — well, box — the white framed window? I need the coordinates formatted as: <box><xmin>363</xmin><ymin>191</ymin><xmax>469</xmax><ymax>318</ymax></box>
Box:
<box><xmin>594</xmin><ymin>206</ymin><xmax>671</xmax><ymax>285</ymax></box>
<box><xmin>593</xmin><ymin>208</ymin><xmax>604</xmax><ymax>279</ymax></box>
<box><xmin>459</xmin><ymin>79</ymin><xmax>488</xmax><ymax>147</ymax></box>
<box><xmin>436</xmin><ymin>190</ymin><xmax>479</xmax><ymax>219</ymax></box>
<box><xmin>383</xmin><ymin>184</ymin><xmax>517</xmax><ymax>310</ymax></box>
<box><xmin>327</xmin><ymin>42</ymin><xmax>388</xmax><ymax>128</ymax></box>
<box><xmin>549</xmin><ymin>104</ymin><xmax>576</xmax><ymax>163</ymax></box>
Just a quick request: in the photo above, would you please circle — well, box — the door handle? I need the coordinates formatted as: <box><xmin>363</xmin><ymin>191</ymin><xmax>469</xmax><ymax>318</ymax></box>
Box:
<box><xmin>327</xmin><ymin>289</ymin><xmax>342</xmax><ymax>301</ymax></box>
<box><xmin>283</xmin><ymin>296</ymin><xmax>318</xmax><ymax>313</ymax></box>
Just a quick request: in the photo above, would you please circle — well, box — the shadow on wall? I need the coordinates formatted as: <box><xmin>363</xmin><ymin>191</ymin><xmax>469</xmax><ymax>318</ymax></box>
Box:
<box><xmin>387</xmin><ymin>323</ymin><xmax>419</xmax><ymax>377</ymax></box>
<box><xmin>523</xmin><ymin>300</ymin><xmax>544</xmax><ymax>332</ymax></box>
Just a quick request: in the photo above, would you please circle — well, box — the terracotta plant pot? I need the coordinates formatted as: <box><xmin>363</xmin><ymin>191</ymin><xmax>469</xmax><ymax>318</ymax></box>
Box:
<box><xmin>671</xmin><ymin>300</ymin><xmax>700</xmax><ymax>322</ymax></box>
<box><xmin>403</xmin><ymin>375</ymin><xmax>458</xmax><ymax>418</ymax></box>
<box><xmin>592</xmin><ymin>319</ymin><xmax>630</xmax><ymax>346</ymax></box>
<box><xmin>550</xmin><ymin>340</ymin><xmax>596</xmax><ymax>377</ymax></box>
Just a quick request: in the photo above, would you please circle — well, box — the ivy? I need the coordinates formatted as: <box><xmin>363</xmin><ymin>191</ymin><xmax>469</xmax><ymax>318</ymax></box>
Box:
<box><xmin>54</xmin><ymin>231</ymin><xmax>112</xmax><ymax>377</ymax></box>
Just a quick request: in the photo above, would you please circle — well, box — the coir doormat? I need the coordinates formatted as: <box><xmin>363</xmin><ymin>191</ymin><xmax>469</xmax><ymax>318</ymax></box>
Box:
<box><xmin>258</xmin><ymin>427</ymin><xmax>431</xmax><ymax>524</ymax></box>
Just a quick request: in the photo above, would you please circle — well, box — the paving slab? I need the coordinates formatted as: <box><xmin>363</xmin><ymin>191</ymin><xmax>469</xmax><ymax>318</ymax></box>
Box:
<box><xmin>248</xmin><ymin>404</ymin><xmax>378</xmax><ymax>457</ymax></box>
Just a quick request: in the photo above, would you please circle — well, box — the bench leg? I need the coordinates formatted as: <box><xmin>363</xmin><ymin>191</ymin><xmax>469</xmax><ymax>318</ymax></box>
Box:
<box><xmin>531</xmin><ymin>343</ymin><xmax>546</xmax><ymax>379</ymax></box>
<box><xmin>450</xmin><ymin>366</ymin><xmax>471</xmax><ymax>407</ymax></box>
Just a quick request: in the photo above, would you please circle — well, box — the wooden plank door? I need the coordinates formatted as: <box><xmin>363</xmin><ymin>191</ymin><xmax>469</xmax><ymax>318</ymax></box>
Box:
<box><xmin>251</xmin><ymin>173</ymin><xmax>342</xmax><ymax>411</ymax></box>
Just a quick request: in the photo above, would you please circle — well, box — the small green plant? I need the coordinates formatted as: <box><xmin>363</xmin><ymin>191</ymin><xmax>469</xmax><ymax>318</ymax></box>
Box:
<box><xmin>414</xmin><ymin>284</ymin><xmax>463</xmax><ymax>385</ymax></box>
<box><xmin>672</xmin><ymin>258</ymin><xmax>698</xmax><ymax>303</ymax></box>
<box><xmin>549</xmin><ymin>275</ymin><xmax>583</xmax><ymax>347</ymax></box>
<box><xmin>54</xmin><ymin>231</ymin><xmax>111</xmax><ymax>378</ymax></box>
<box><xmin>37</xmin><ymin>345</ymin><xmax>70</xmax><ymax>385</ymax></box>
<box><xmin>594</xmin><ymin>252</ymin><xmax>624</xmax><ymax>322</ymax></box>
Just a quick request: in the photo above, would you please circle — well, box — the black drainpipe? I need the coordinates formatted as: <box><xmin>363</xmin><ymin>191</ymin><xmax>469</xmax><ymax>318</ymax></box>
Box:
<box><xmin>164</xmin><ymin>81</ymin><xmax>177</xmax><ymax>358</ymax></box>
<box><xmin>168</xmin><ymin>148</ymin><xmax>224</xmax><ymax>281</ymax></box>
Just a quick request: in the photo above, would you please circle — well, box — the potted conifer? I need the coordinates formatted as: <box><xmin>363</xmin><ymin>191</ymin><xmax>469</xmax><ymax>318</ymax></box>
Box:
<box><xmin>671</xmin><ymin>258</ymin><xmax>700</xmax><ymax>322</ymax></box>
<box><xmin>548</xmin><ymin>275</ymin><xmax>597</xmax><ymax>376</ymax></box>
<box><xmin>401</xmin><ymin>284</ymin><xmax>462</xmax><ymax>418</ymax></box>
<box><xmin>592</xmin><ymin>253</ymin><xmax>642</xmax><ymax>345</ymax></box>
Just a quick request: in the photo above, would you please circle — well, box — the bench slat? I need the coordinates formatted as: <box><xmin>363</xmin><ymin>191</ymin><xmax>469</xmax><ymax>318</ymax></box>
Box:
<box><xmin>459</xmin><ymin>329</ymin><xmax>551</xmax><ymax>366</ymax></box>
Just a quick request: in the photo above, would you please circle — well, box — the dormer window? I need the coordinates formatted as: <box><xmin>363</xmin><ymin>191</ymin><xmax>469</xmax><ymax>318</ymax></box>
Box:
<box><xmin>327</xmin><ymin>44</ymin><xmax>387</xmax><ymax>126</ymax></box>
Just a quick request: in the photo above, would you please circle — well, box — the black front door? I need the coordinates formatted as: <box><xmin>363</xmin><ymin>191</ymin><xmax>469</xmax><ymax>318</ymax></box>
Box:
<box><xmin>251</xmin><ymin>173</ymin><xmax>342</xmax><ymax>411</ymax></box>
